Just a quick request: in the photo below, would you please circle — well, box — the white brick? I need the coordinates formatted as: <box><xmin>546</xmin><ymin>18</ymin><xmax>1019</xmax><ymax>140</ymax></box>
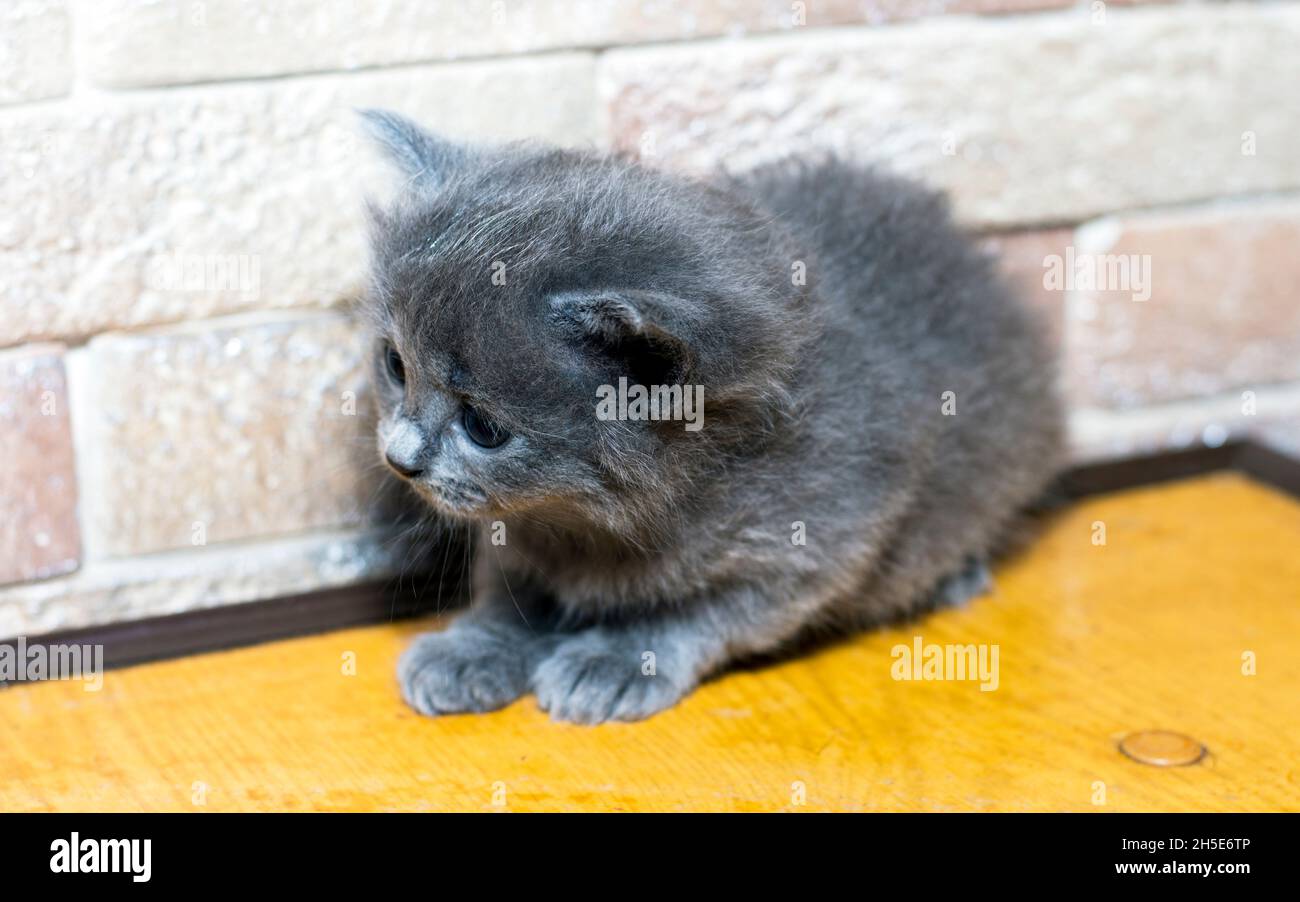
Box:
<box><xmin>0</xmin><ymin>528</ymin><xmax>400</xmax><ymax>637</ymax></box>
<box><xmin>0</xmin><ymin>54</ymin><xmax>597</xmax><ymax>345</ymax></box>
<box><xmin>0</xmin><ymin>1</ymin><xmax>71</xmax><ymax>105</ymax></box>
<box><xmin>599</xmin><ymin>7</ymin><xmax>1300</xmax><ymax>228</ymax></box>
<box><xmin>74</xmin><ymin>0</ymin><xmax>1073</xmax><ymax>88</ymax></box>
<box><xmin>1068</xmin><ymin>382</ymin><xmax>1300</xmax><ymax>463</ymax></box>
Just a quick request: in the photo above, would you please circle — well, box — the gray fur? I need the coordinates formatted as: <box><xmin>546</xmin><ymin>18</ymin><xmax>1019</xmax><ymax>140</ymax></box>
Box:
<box><xmin>362</xmin><ymin>110</ymin><xmax>1063</xmax><ymax>724</ymax></box>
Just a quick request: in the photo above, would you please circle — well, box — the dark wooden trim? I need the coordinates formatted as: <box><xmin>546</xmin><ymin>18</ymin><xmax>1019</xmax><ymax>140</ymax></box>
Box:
<box><xmin>4</xmin><ymin>440</ymin><xmax>1297</xmax><ymax>676</ymax></box>
<box><xmin>1056</xmin><ymin>442</ymin><xmax>1234</xmax><ymax>498</ymax></box>
<box><xmin>1056</xmin><ymin>440</ymin><xmax>1300</xmax><ymax>499</ymax></box>
<box><xmin>0</xmin><ymin>580</ymin><xmax>457</xmax><ymax>679</ymax></box>
<box><xmin>1232</xmin><ymin>440</ymin><xmax>1300</xmax><ymax>497</ymax></box>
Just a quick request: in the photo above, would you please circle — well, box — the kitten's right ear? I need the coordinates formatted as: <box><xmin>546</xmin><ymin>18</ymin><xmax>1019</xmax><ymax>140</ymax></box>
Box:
<box><xmin>357</xmin><ymin>108</ymin><xmax>466</xmax><ymax>186</ymax></box>
<box><xmin>550</xmin><ymin>291</ymin><xmax>697</xmax><ymax>386</ymax></box>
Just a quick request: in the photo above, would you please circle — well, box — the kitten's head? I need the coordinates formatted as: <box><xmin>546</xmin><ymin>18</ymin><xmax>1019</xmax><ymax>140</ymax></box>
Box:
<box><xmin>360</xmin><ymin>110</ymin><xmax>811</xmax><ymax>538</ymax></box>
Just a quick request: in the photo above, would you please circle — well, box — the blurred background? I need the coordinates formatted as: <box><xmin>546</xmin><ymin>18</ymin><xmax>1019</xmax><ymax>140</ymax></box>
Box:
<box><xmin>1</xmin><ymin>0</ymin><xmax>1297</xmax><ymax>640</ymax></box>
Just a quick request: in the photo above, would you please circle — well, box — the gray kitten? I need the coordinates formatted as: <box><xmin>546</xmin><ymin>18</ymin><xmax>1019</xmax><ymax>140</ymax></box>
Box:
<box><xmin>360</xmin><ymin>110</ymin><xmax>1062</xmax><ymax>724</ymax></box>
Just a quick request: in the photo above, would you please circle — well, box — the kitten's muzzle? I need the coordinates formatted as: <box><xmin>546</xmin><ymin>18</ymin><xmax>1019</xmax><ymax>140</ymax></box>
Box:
<box><xmin>383</xmin><ymin>416</ymin><xmax>429</xmax><ymax>480</ymax></box>
<box><xmin>384</xmin><ymin>452</ymin><xmax>424</xmax><ymax>479</ymax></box>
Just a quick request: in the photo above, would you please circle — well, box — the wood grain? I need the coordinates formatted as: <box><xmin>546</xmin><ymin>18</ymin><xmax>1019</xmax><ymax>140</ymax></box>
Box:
<box><xmin>2</xmin><ymin>472</ymin><xmax>1297</xmax><ymax>811</ymax></box>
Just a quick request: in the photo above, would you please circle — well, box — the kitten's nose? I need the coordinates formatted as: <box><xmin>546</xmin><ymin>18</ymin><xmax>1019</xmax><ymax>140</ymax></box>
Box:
<box><xmin>384</xmin><ymin>452</ymin><xmax>424</xmax><ymax>479</ymax></box>
<box><xmin>384</xmin><ymin>417</ymin><xmax>427</xmax><ymax>480</ymax></box>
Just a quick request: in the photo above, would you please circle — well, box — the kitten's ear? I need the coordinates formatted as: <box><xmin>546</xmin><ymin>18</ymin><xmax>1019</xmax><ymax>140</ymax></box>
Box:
<box><xmin>550</xmin><ymin>291</ymin><xmax>696</xmax><ymax>385</ymax></box>
<box><xmin>357</xmin><ymin>108</ymin><xmax>466</xmax><ymax>186</ymax></box>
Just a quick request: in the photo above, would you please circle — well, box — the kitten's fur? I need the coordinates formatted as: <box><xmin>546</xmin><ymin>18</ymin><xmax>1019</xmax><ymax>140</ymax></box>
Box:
<box><xmin>360</xmin><ymin>110</ymin><xmax>1063</xmax><ymax>724</ymax></box>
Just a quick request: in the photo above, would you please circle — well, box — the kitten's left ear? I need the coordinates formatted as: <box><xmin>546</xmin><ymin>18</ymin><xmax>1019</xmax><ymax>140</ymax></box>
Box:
<box><xmin>550</xmin><ymin>291</ymin><xmax>697</xmax><ymax>385</ymax></box>
<box><xmin>357</xmin><ymin>108</ymin><xmax>467</xmax><ymax>186</ymax></box>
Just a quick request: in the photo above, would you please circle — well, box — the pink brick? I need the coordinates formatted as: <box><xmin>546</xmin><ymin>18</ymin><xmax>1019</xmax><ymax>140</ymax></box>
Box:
<box><xmin>981</xmin><ymin>228</ymin><xmax>1075</xmax><ymax>352</ymax></box>
<box><xmin>80</xmin><ymin>314</ymin><xmax>380</xmax><ymax>557</ymax></box>
<box><xmin>1066</xmin><ymin>202</ymin><xmax>1300</xmax><ymax>409</ymax></box>
<box><xmin>0</xmin><ymin>344</ymin><xmax>80</xmax><ymax>585</ymax></box>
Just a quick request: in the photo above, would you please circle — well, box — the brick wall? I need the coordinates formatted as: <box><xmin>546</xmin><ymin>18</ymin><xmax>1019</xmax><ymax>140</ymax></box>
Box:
<box><xmin>2</xmin><ymin>1</ymin><xmax>1298</xmax><ymax>636</ymax></box>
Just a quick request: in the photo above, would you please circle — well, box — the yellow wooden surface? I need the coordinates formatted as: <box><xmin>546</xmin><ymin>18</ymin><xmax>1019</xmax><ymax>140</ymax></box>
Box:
<box><xmin>2</xmin><ymin>472</ymin><xmax>1297</xmax><ymax>812</ymax></box>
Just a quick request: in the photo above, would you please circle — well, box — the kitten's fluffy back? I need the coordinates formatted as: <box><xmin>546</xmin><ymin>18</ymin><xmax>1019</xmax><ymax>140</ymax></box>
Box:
<box><xmin>727</xmin><ymin>157</ymin><xmax>1063</xmax><ymax>624</ymax></box>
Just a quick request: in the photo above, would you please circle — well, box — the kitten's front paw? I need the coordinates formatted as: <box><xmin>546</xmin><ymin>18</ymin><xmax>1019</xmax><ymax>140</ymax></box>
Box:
<box><xmin>531</xmin><ymin>630</ymin><xmax>691</xmax><ymax>724</ymax></box>
<box><xmin>398</xmin><ymin>625</ymin><xmax>529</xmax><ymax>716</ymax></box>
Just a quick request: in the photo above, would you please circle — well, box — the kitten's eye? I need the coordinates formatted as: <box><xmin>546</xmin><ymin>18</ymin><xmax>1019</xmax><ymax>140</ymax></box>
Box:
<box><xmin>462</xmin><ymin>404</ymin><xmax>510</xmax><ymax>449</ymax></box>
<box><xmin>382</xmin><ymin>342</ymin><xmax>405</xmax><ymax>387</ymax></box>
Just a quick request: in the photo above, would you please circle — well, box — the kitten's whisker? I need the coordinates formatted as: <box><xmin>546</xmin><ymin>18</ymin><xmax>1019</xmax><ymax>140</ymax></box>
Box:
<box><xmin>490</xmin><ymin>546</ymin><xmax>532</xmax><ymax>633</ymax></box>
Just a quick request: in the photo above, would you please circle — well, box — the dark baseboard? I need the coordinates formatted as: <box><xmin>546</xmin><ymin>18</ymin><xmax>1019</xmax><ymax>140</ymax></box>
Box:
<box><xmin>1</xmin><ymin>581</ymin><xmax>450</xmax><ymax>675</ymax></box>
<box><xmin>1055</xmin><ymin>440</ymin><xmax>1300</xmax><ymax>499</ymax></box>
<box><xmin>3</xmin><ymin>440</ymin><xmax>1296</xmax><ymax>676</ymax></box>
